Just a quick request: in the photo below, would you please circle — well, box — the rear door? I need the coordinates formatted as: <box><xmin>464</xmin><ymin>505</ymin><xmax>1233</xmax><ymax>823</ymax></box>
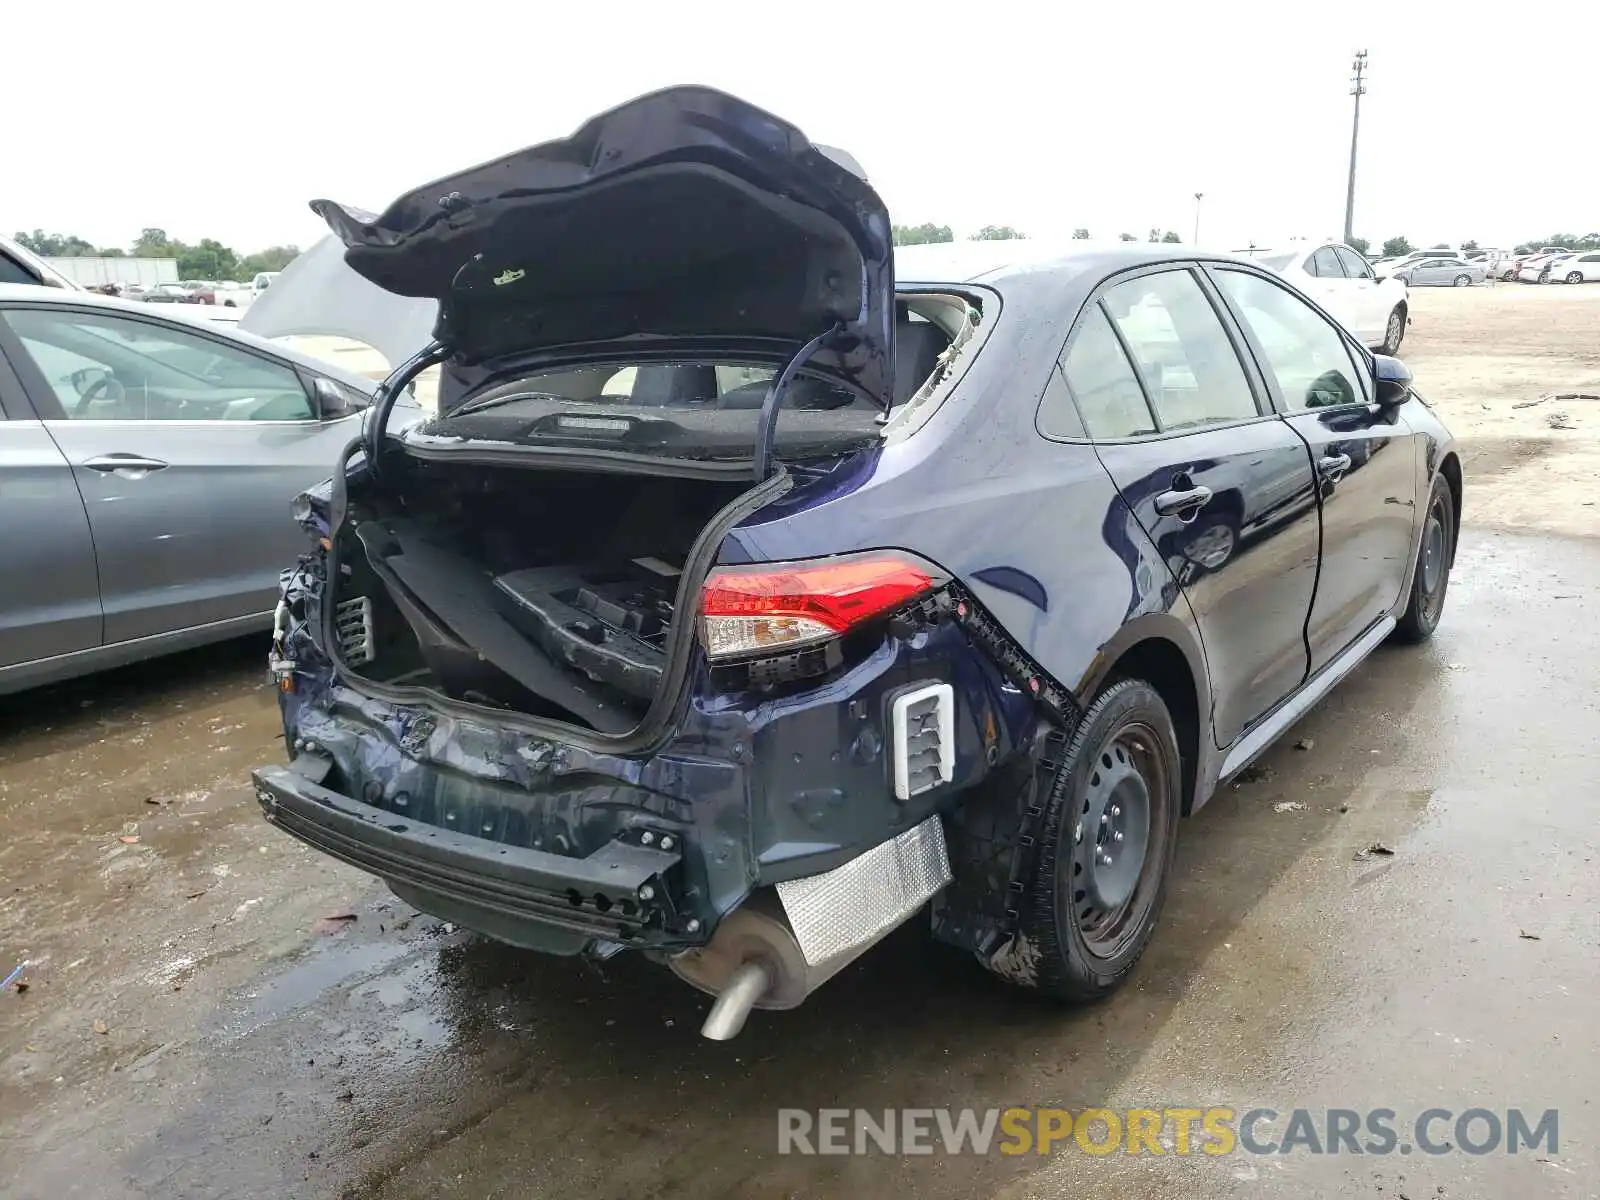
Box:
<box><xmin>0</xmin><ymin>346</ymin><xmax>102</xmax><ymax>673</ymax></box>
<box><xmin>0</xmin><ymin>303</ymin><xmax>364</xmax><ymax>645</ymax></box>
<box><xmin>1062</xmin><ymin>265</ymin><xmax>1322</xmax><ymax>747</ymax></box>
<box><xmin>1211</xmin><ymin>267</ymin><xmax>1418</xmax><ymax>674</ymax></box>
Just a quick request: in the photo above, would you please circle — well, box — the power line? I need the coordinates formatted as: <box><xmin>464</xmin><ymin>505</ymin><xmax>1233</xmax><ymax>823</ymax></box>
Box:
<box><xmin>1343</xmin><ymin>50</ymin><xmax>1368</xmax><ymax>245</ymax></box>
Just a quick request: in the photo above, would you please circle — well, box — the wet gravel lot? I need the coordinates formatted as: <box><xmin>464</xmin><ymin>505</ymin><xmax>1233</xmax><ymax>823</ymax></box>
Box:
<box><xmin>3</xmin><ymin>287</ymin><xmax>1598</xmax><ymax>1199</ymax></box>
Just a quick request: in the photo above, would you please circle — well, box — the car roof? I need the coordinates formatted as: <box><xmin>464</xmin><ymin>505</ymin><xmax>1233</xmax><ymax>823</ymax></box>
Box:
<box><xmin>0</xmin><ymin>282</ymin><xmax>378</xmax><ymax>392</ymax></box>
<box><xmin>891</xmin><ymin>240</ymin><xmax>1264</xmax><ymax>287</ymax></box>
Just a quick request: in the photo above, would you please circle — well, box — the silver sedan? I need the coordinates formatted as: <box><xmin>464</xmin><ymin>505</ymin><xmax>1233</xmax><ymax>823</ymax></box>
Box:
<box><xmin>1391</xmin><ymin>257</ymin><xmax>1487</xmax><ymax>287</ymax></box>
<box><xmin>0</xmin><ymin>284</ymin><xmax>415</xmax><ymax>694</ymax></box>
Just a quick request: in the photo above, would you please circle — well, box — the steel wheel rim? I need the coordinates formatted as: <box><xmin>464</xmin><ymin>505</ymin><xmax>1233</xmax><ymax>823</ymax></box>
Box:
<box><xmin>1419</xmin><ymin>497</ymin><xmax>1449</xmax><ymax>624</ymax></box>
<box><xmin>1188</xmin><ymin>523</ymin><xmax>1236</xmax><ymax>569</ymax></box>
<box><xmin>1066</xmin><ymin>721</ymin><xmax>1173</xmax><ymax>958</ymax></box>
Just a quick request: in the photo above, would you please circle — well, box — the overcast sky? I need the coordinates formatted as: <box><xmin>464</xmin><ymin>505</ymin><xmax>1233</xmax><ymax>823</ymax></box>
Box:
<box><xmin>11</xmin><ymin>0</ymin><xmax>1597</xmax><ymax>255</ymax></box>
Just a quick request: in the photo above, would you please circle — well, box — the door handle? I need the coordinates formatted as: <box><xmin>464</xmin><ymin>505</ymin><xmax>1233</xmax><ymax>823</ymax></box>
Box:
<box><xmin>82</xmin><ymin>454</ymin><xmax>169</xmax><ymax>474</ymax></box>
<box><xmin>1154</xmin><ymin>485</ymin><xmax>1213</xmax><ymax>518</ymax></box>
<box><xmin>1318</xmin><ymin>453</ymin><xmax>1352</xmax><ymax>480</ymax></box>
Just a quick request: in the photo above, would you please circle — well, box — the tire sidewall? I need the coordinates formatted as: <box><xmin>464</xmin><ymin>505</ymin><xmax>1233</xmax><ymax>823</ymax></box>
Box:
<box><xmin>1405</xmin><ymin>474</ymin><xmax>1455</xmax><ymax>638</ymax></box>
<box><xmin>1031</xmin><ymin>681</ymin><xmax>1182</xmax><ymax>993</ymax></box>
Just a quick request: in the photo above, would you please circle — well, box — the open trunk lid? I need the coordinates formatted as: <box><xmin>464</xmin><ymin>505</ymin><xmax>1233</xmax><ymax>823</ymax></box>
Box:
<box><xmin>295</xmin><ymin>85</ymin><xmax>896</xmax><ymax>415</ymax></box>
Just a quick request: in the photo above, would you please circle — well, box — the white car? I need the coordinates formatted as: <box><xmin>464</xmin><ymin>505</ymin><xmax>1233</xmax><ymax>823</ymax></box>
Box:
<box><xmin>1547</xmin><ymin>251</ymin><xmax>1600</xmax><ymax>284</ymax></box>
<box><xmin>0</xmin><ymin>236</ymin><xmax>83</xmax><ymax>290</ymax></box>
<box><xmin>1517</xmin><ymin>253</ymin><xmax>1578</xmax><ymax>283</ymax></box>
<box><xmin>1244</xmin><ymin>241</ymin><xmax>1411</xmax><ymax>354</ymax></box>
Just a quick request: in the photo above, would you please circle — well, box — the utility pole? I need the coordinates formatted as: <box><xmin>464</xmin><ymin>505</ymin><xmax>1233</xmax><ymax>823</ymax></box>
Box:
<box><xmin>1193</xmin><ymin>193</ymin><xmax>1204</xmax><ymax>245</ymax></box>
<box><xmin>1343</xmin><ymin>50</ymin><xmax>1368</xmax><ymax>245</ymax></box>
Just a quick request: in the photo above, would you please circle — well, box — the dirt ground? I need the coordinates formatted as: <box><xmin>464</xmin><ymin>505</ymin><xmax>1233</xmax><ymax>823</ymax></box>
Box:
<box><xmin>3</xmin><ymin>283</ymin><xmax>1599</xmax><ymax>1199</ymax></box>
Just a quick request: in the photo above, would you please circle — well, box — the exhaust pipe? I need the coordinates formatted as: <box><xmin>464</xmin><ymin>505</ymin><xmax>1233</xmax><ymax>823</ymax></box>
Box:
<box><xmin>699</xmin><ymin>960</ymin><xmax>773</xmax><ymax>1040</ymax></box>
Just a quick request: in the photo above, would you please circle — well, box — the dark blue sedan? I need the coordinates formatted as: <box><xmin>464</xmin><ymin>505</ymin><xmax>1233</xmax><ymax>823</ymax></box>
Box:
<box><xmin>251</xmin><ymin>85</ymin><xmax>1461</xmax><ymax>1041</ymax></box>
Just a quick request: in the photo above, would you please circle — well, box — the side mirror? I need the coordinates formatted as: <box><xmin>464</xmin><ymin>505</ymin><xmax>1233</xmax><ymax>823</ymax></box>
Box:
<box><xmin>312</xmin><ymin>376</ymin><xmax>369</xmax><ymax>419</ymax></box>
<box><xmin>1372</xmin><ymin>353</ymin><xmax>1411</xmax><ymax>409</ymax></box>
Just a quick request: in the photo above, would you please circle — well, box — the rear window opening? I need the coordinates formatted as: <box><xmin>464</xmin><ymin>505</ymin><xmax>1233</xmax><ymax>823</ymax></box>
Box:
<box><xmin>411</xmin><ymin>292</ymin><xmax>979</xmax><ymax>464</ymax></box>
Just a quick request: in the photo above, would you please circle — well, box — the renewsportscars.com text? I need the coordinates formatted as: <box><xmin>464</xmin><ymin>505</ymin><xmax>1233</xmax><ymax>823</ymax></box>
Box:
<box><xmin>777</xmin><ymin>1107</ymin><xmax>1559</xmax><ymax>1158</ymax></box>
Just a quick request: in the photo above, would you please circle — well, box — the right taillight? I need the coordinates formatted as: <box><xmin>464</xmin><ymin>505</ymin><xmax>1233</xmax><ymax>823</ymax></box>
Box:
<box><xmin>700</xmin><ymin>551</ymin><xmax>948</xmax><ymax>661</ymax></box>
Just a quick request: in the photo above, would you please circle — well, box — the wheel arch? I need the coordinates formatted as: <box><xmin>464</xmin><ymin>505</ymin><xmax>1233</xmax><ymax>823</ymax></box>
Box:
<box><xmin>1080</xmin><ymin>619</ymin><xmax>1208</xmax><ymax>815</ymax></box>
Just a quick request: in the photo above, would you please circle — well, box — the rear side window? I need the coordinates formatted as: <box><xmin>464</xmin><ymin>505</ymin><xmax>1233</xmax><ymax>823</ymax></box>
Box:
<box><xmin>1103</xmin><ymin>269</ymin><xmax>1259</xmax><ymax>432</ymax></box>
<box><xmin>1311</xmin><ymin>248</ymin><xmax>1345</xmax><ymax>278</ymax></box>
<box><xmin>1055</xmin><ymin>307</ymin><xmax>1151</xmax><ymax>439</ymax></box>
<box><xmin>1214</xmin><ymin>270</ymin><xmax>1368</xmax><ymax>412</ymax></box>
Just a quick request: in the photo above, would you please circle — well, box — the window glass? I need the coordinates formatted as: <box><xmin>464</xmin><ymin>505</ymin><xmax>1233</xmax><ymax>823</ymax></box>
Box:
<box><xmin>1334</xmin><ymin>247</ymin><xmax>1371</xmax><ymax>279</ymax></box>
<box><xmin>0</xmin><ymin>253</ymin><xmax>39</xmax><ymax>285</ymax></box>
<box><xmin>1103</xmin><ymin>270</ymin><xmax>1259</xmax><ymax>431</ymax></box>
<box><xmin>1311</xmin><ymin>248</ymin><xmax>1345</xmax><ymax>278</ymax></box>
<box><xmin>3</xmin><ymin>308</ymin><xmax>314</xmax><ymax>421</ymax></box>
<box><xmin>1056</xmin><ymin>306</ymin><xmax>1152</xmax><ymax>439</ymax></box>
<box><xmin>1036</xmin><ymin>364</ymin><xmax>1086</xmax><ymax>439</ymax></box>
<box><xmin>1215</xmin><ymin>270</ymin><xmax>1368</xmax><ymax>412</ymax></box>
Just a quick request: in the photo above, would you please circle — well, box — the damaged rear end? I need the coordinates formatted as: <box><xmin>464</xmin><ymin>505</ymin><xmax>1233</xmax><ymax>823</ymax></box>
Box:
<box><xmin>253</xmin><ymin>85</ymin><xmax>1039</xmax><ymax>1037</ymax></box>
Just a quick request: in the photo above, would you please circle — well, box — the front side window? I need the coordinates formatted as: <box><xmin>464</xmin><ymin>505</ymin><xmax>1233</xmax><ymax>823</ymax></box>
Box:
<box><xmin>0</xmin><ymin>253</ymin><xmax>40</xmax><ymax>285</ymax></box>
<box><xmin>1102</xmin><ymin>269</ymin><xmax>1259</xmax><ymax>432</ymax></box>
<box><xmin>1311</xmin><ymin>247</ymin><xmax>1345</xmax><ymax>278</ymax></box>
<box><xmin>1</xmin><ymin>307</ymin><xmax>314</xmax><ymax>421</ymax></box>
<box><xmin>1334</xmin><ymin>247</ymin><xmax>1372</xmax><ymax>279</ymax></box>
<box><xmin>1214</xmin><ymin>270</ymin><xmax>1368</xmax><ymax>412</ymax></box>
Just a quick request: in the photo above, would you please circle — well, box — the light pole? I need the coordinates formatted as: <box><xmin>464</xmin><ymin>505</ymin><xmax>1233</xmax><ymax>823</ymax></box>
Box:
<box><xmin>1192</xmin><ymin>193</ymin><xmax>1204</xmax><ymax>245</ymax></box>
<box><xmin>1344</xmin><ymin>50</ymin><xmax>1368</xmax><ymax>245</ymax></box>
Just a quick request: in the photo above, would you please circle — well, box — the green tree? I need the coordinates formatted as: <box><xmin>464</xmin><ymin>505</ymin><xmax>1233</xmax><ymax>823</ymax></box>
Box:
<box><xmin>1347</xmin><ymin>236</ymin><xmax>1370</xmax><ymax>255</ymax></box>
<box><xmin>176</xmin><ymin>238</ymin><xmax>239</xmax><ymax>280</ymax></box>
<box><xmin>971</xmin><ymin>225</ymin><xmax>1024</xmax><ymax>241</ymax></box>
<box><xmin>1071</xmin><ymin>228</ymin><xmax>1090</xmax><ymax>240</ymax></box>
<box><xmin>892</xmin><ymin>223</ymin><xmax>954</xmax><ymax>247</ymax></box>
<box><xmin>133</xmin><ymin>227</ymin><xmax>177</xmax><ymax>257</ymax></box>
<box><xmin>1461</xmin><ymin>239</ymin><xmax>1480</xmax><ymax>253</ymax></box>
<box><xmin>1118</xmin><ymin>232</ymin><xmax>1137</xmax><ymax>242</ymax></box>
<box><xmin>1148</xmin><ymin>228</ymin><xmax>1162</xmax><ymax>243</ymax></box>
<box><xmin>1381</xmin><ymin>236</ymin><xmax>1413</xmax><ymax>257</ymax></box>
<box><xmin>1161</xmin><ymin>230</ymin><xmax>1182</xmax><ymax>243</ymax></box>
<box><xmin>235</xmin><ymin>245</ymin><xmax>301</xmax><ymax>280</ymax></box>
<box><xmin>14</xmin><ymin>230</ymin><xmax>98</xmax><ymax>256</ymax></box>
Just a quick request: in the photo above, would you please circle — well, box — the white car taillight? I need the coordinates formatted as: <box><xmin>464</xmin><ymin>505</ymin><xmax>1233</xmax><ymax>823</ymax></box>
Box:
<box><xmin>700</xmin><ymin>551</ymin><xmax>948</xmax><ymax>661</ymax></box>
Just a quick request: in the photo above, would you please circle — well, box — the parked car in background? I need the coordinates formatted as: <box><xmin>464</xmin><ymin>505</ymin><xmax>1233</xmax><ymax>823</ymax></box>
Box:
<box><xmin>141</xmin><ymin>282</ymin><xmax>198</xmax><ymax>303</ymax></box>
<box><xmin>249</xmin><ymin>85</ymin><xmax>1463</xmax><ymax>1041</ymax></box>
<box><xmin>214</xmin><ymin>281</ymin><xmax>251</xmax><ymax>307</ymax></box>
<box><xmin>1516</xmin><ymin>253</ymin><xmax>1576</xmax><ymax>283</ymax></box>
<box><xmin>1237</xmin><ymin>242</ymin><xmax>1410</xmax><ymax>353</ymax></box>
<box><xmin>1391</xmin><ymin>257</ymin><xmax>1485</xmax><ymax>287</ymax></box>
<box><xmin>0</xmin><ymin>235</ymin><xmax>83</xmax><ymax>290</ymax></box>
<box><xmin>1548</xmin><ymin>251</ymin><xmax>1600</xmax><ymax>283</ymax></box>
<box><xmin>0</xmin><ymin>283</ymin><xmax>421</xmax><ymax>695</ymax></box>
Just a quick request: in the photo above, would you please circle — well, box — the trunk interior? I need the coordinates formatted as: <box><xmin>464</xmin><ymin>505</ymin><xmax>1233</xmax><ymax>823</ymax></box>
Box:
<box><xmin>332</xmin><ymin>458</ymin><xmax>754</xmax><ymax>734</ymax></box>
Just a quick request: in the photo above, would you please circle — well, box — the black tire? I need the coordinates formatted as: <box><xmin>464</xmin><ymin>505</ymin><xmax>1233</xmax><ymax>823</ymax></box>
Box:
<box><xmin>1394</xmin><ymin>473</ymin><xmax>1455</xmax><ymax>644</ymax></box>
<box><xmin>1379</xmin><ymin>305</ymin><xmax>1407</xmax><ymax>355</ymax></box>
<box><xmin>1566</xmin><ymin>271</ymin><xmax>1584</xmax><ymax>285</ymax></box>
<box><xmin>997</xmin><ymin>680</ymin><xmax>1183</xmax><ymax>1001</ymax></box>
<box><xmin>1453</xmin><ymin>273</ymin><xmax>1472</xmax><ymax>287</ymax></box>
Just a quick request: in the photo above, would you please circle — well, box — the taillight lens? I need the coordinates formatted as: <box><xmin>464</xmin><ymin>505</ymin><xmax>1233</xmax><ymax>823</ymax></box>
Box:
<box><xmin>700</xmin><ymin>551</ymin><xmax>947</xmax><ymax>661</ymax></box>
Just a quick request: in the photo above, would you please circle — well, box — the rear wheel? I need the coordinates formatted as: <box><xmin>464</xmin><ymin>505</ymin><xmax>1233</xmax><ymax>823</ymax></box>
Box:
<box><xmin>1379</xmin><ymin>305</ymin><xmax>1407</xmax><ymax>355</ymax></box>
<box><xmin>1453</xmin><ymin>273</ymin><xmax>1472</xmax><ymax>287</ymax></box>
<box><xmin>1394</xmin><ymin>473</ymin><xmax>1455</xmax><ymax>644</ymax></box>
<box><xmin>1566</xmin><ymin>271</ymin><xmax>1584</xmax><ymax>285</ymax></box>
<box><xmin>993</xmin><ymin>680</ymin><xmax>1182</xmax><ymax>1001</ymax></box>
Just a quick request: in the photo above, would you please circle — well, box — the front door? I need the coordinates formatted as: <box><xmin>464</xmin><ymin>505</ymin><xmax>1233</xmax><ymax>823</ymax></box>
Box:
<box><xmin>0</xmin><ymin>304</ymin><xmax>363</xmax><ymax>645</ymax></box>
<box><xmin>1211</xmin><ymin>268</ymin><xmax>1418</xmax><ymax>673</ymax></box>
<box><xmin>1060</xmin><ymin>266</ymin><xmax>1322</xmax><ymax>747</ymax></box>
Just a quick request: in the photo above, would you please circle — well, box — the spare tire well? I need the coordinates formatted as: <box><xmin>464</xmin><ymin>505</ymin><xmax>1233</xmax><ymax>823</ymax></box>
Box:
<box><xmin>1104</xmin><ymin>639</ymin><xmax>1200</xmax><ymax>814</ymax></box>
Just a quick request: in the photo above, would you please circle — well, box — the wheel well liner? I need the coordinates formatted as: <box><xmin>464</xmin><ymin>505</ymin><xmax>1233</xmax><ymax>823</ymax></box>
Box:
<box><xmin>1104</xmin><ymin>637</ymin><xmax>1201</xmax><ymax>814</ymax></box>
<box><xmin>1438</xmin><ymin>452</ymin><xmax>1463</xmax><ymax>553</ymax></box>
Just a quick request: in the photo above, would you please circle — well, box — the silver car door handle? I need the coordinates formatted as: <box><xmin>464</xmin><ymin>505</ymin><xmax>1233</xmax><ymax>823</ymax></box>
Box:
<box><xmin>82</xmin><ymin>454</ymin><xmax>169</xmax><ymax>473</ymax></box>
